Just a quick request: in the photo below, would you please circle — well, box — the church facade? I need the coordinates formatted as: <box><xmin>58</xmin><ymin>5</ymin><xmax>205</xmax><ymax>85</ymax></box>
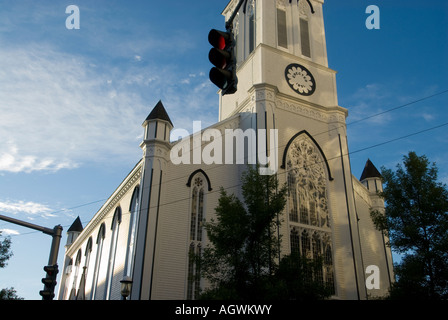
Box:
<box><xmin>57</xmin><ymin>0</ymin><xmax>394</xmax><ymax>300</ymax></box>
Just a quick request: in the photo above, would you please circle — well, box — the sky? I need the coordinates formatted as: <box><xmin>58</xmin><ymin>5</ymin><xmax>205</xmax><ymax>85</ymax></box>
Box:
<box><xmin>0</xmin><ymin>0</ymin><xmax>447</xmax><ymax>300</ymax></box>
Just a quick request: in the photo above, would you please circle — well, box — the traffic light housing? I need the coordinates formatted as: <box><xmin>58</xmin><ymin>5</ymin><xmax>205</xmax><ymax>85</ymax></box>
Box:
<box><xmin>40</xmin><ymin>264</ymin><xmax>58</xmax><ymax>300</ymax></box>
<box><xmin>208</xmin><ymin>28</ymin><xmax>237</xmax><ymax>95</ymax></box>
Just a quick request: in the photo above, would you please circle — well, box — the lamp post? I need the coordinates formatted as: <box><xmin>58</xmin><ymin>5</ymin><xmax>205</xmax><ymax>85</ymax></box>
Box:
<box><xmin>120</xmin><ymin>276</ymin><xmax>133</xmax><ymax>300</ymax></box>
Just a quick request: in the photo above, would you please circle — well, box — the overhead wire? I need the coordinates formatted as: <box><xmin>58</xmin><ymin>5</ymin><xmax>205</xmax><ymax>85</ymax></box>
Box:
<box><xmin>3</xmin><ymin>89</ymin><xmax>448</xmax><ymax>237</ymax></box>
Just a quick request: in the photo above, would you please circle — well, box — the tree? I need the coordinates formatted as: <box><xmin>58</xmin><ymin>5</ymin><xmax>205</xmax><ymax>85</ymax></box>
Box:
<box><xmin>0</xmin><ymin>230</ymin><xmax>22</xmax><ymax>300</ymax></box>
<box><xmin>371</xmin><ymin>151</ymin><xmax>448</xmax><ymax>300</ymax></box>
<box><xmin>199</xmin><ymin>165</ymin><xmax>332</xmax><ymax>300</ymax></box>
<box><xmin>0</xmin><ymin>230</ymin><xmax>13</xmax><ymax>268</ymax></box>
<box><xmin>199</xmin><ymin>165</ymin><xmax>286</xmax><ymax>299</ymax></box>
<box><xmin>0</xmin><ymin>287</ymin><xmax>23</xmax><ymax>300</ymax></box>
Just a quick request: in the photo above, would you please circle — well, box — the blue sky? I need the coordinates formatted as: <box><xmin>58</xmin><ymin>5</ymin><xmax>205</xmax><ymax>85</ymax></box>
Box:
<box><xmin>0</xmin><ymin>0</ymin><xmax>447</xmax><ymax>299</ymax></box>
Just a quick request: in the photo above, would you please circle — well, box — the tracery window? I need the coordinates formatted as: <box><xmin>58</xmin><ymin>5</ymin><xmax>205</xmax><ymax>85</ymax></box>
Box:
<box><xmin>187</xmin><ymin>175</ymin><xmax>207</xmax><ymax>300</ymax></box>
<box><xmin>286</xmin><ymin>133</ymin><xmax>335</xmax><ymax>294</ymax></box>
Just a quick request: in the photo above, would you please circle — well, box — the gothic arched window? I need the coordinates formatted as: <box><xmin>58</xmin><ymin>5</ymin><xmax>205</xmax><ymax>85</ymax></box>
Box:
<box><xmin>298</xmin><ymin>0</ymin><xmax>311</xmax><ymax>58</ymax></box>
<box><xmin>186</xmin><ymin>173</ymin><xmax>209</xmax><ymax>300</ymax></box>
<box><xmin>124</xmin><ymin>186</ymin><xmax>140</xmax><ymax>279</ymax></box>
<box><xmin>91</xmin><ymin>223</ymin><xmax>105</xmax><ymax>300</ymax></box>
<box><xmin>277</xmin><ymin>0</ymin><xmax>288</xmax><ymax>49</ymax></box>
<box><xmin>286</xmin><ymin>133</ymin><xmax>335</xmax><ymax>294</ymax></box>
<box><xmin>247</xmin><ymin>0</ymin><xmax>256</xmax><ymax>54</ymax></box>
<box><xmin>105</xmin><ymin>207</ymin><xmax>121</xmax><ymax>299</ymax></box>
<box><xmin>69</xmin><ymin>249</ymin><xmax>82</xmax><ymax>300</ymax></box>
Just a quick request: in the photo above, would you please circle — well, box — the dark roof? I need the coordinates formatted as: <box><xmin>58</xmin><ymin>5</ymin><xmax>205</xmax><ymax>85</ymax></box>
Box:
<box><xmin>360</xmin><ymin>159</ymin><xmax>382</xmax><ymax>181</ymax></box>
<box><xmin>144</xmin><ymin>100</ymin><xmax>173</xmax><ymax>126</ymax></box>
<box><xmin>67</xmin><ymin>216</ymin><xmax>83</xmax><ymax>233</ymax></box>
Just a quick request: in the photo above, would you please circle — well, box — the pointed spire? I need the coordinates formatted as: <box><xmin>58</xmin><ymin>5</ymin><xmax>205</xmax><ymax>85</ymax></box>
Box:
<box><xmin>144</xmin><ymin>100</ymin><xmax>173</xmax><ymax>126</ymax></box>
<box><xmin>360</xmin><ymin>159</ymin><xmax>382</xmax><ymax>181</ymax></box>
<box><xmin>67</xmin><ymin>216</ymin><xmax>83</xmax><ymax>233</ymax></box>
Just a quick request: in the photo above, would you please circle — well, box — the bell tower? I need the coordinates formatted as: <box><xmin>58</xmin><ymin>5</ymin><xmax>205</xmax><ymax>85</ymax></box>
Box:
<box><xmin>216</xmin><ymin>0</ymin><xmax>370</xmax><ymax>300</ymax></box>
<box><xmin>219</xmin><ymin>0</ymin><xmax>338</xmax><ymax>121</ymax></box>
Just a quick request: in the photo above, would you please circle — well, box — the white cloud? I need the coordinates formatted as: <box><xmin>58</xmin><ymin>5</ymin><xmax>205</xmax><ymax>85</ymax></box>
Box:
<box><xmin>0</xmin><ymin>141</ymin><xmax>78</xmax><ymax>173</ymax></box>
<box><xmin>0</xmin><ymin>200</ymin><xmax>55</xmax><ymax>218</ymax></box>
<box><xmin>0</xmin><ymin>43</ymin><xmax>148</xmax><ymax>173</ymax></box>
<box><xmin>422</xmin><ymin>113</ymin><xmax>435</xmax><ymax>122</ymax></box>
<box><xmin>0</xmin><ymin>40</ymin><xmax>217</xmax><ymax>174</ymax></box>
<box><xmin>346</xmin><ymin>84</ymin><xmax>393</xmax><ymax>125</ymax></box>
<box><xmin>0</xmin><ymin>229</ymin><xmax>20</xmax><ymax>236</ymax></box>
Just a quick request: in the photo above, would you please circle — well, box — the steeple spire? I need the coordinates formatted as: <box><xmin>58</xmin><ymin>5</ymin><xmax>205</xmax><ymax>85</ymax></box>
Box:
<box><xmin>144</xmin><ymin>100</ymin><xmax>173</xmax><ymax>127</ymax></box>
<box><xmin>360</xmin><ymin>159</ymin><xmax>382</xmax><ymax>181</ymax></box>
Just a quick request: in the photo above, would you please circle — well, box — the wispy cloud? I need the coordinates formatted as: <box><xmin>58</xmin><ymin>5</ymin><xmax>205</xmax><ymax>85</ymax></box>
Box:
<box><xmin>0</xmin><ymin>1</ymin><xmax>220</xmax><ymax>174</ymax></box>
<box><xmin>0</xmin><ymin>229</ymin><xmax>21</xmax><ymax>236</ymax></box>
<box><xmin>0</xmin><ymin>200</ymin><xmax>55</xmax><ymax>218</ymax></box>
<box><xmin>0</xmin><ymin>43</ymin><xmax>151</xmax><ymax>173</ymax></box>
<box><xmin>0</xmin><ymin>42</ymin><xmax>217</xmax><ymax>173</ymax></box>
<box><xmin>346</xmin><ymin>83</ymin><xmax>393</xmax><ymax>125</ymax></box>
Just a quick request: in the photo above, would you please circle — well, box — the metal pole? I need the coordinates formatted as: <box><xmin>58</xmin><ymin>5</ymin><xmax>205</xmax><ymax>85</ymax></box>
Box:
<box><xmin>0</xmin><ymin>214</ymin><xmax>54</xmax><ymax>235</ymax></box>
<box><xmin>48</xmin><ymin>225</ymin><xmax>63</xmax><ymax>266</ymax></box>
<box><xmin>225</xmin><ymin>0</ymin><xmax>246</xmax><ymax>30</ymax></box>
<box><xmin>0</xmin><ymin>214</ymin><xmax>63</xmax><ymax>299</ymax></box>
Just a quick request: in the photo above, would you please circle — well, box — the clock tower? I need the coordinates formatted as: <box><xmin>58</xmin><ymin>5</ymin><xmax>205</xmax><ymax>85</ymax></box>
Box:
<box><xmin>216</xmin><ymin>0</ymin><xmax>382</xmax><ymax>300</ymax></box>
<box><xmin>219</xmin><ymin>0</ymin><xmax>339</xmax><ymax>121</ymax></box>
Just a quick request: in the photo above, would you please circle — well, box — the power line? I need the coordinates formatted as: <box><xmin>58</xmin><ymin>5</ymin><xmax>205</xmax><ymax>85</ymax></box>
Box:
<box><xmin>3</xmin><ymin>90</ymin><xmax>447</xmax><ymax>238</ymax></box>
<box><xmin>6</xmin><ymin>120</ymin><xmax>448</xmax><ymax>239</ymax></box>
<box><xmin>136</xmin><ymin>120</ymin><xmax>448</xmax><ymax>214</ymax></box>
<box><xmin>347</xmin><ymin>89</ymin><xmax>448</xmax><ymax>126</ymax></box>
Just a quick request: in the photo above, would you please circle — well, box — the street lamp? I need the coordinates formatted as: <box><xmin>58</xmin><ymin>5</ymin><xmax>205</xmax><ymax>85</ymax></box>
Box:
<box><xmin>120</xmin><ymin>276</ymin><xmax>133</xmax><ymax>300</ymax></box>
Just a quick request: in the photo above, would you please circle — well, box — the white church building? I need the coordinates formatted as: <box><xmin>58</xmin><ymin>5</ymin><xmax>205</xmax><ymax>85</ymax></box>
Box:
<box><xmin>58</xmin><ymin>0</ymin><xmax>394</xmax><ymax>300</ymax></box>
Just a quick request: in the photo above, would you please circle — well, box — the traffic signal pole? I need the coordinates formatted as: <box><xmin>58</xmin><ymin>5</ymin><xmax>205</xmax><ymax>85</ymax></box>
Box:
<box><xmin>0</xmin><ymin>214</ymin><xmax>63</xmax><ymax>298</ymax></box>
<box><xmin>225</xmin><ymin>0</ymin><xmax>246</xmax><ymax>30</ymax></box>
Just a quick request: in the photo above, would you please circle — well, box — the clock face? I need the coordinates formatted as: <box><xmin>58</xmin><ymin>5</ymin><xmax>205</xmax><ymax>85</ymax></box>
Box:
<box><xmin>285</xmin><ymin>63</ymin><xmax>316</xmax><ymax>96</ymax></box>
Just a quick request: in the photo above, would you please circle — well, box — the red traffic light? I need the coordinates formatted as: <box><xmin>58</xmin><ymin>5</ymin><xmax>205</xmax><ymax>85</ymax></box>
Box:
<box><xmin>208</xmin><ymin>29</ymin><xmax>231</xmax><ymax>50</ymax></box>
<box><xmin>208</xmin><ymin>28</ymin><xmax>237</xmax><ymax>95</ymax></box>
<box><xmin>44</xmin><ymin>265</ymin><xmax>58</xmax><ymax>276</ymax></box>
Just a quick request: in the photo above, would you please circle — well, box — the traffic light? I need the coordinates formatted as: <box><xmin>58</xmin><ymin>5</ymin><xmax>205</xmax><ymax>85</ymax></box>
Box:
<box><xmin>208</xmin><ymin>28</ymin><xmax>237</xmax><ymax>95</ymax></box>
<box><xmin>40</xmin><ymin>264</ymin><xmax>58</xmax><ymax>300</ymax></box>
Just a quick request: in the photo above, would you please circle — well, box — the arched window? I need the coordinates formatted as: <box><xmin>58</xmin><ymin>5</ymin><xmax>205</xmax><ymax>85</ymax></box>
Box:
<box><xmin>69</xmin><ymin>249</ymin><xmax>82</xmax><ymax>300</ymax></box>
<box><xmin>91</xmin><ymin>223</ymin><xmax>105</xmax><ymax>300</ymax></box>
<box><xmin>62</xmin><ymin>258</ymin><xmax>73</xmax><ymax>300</ymax></box>
<box><xmin>84</xmin><ymin>237</ymin><xmax>93</xmax><ymax>271</ymax></box>
<box><xmin>286</xmin><ymin>132</ymin><xmax>335</xmax><ymax>293</ymax></box>
<box><xmin>75</xmin><ymin>237</ymin><xmax>92</xmax><ymax>300</ymax></box>
<box><xmin>298</xmin><ymin>0</ymin><xmax>311</xmax><ymax>58</ymax></box>
<box><xmin>277</xmin><ymin>0</ymin><xmax>288</xmax><ymax>49</ymax></box>
<box><xmin>186</xmin><ymin>173</ymin><xmax>209</xmax><ymax>300</ymax></box>
<box><xmin>124</xmin><ymin>186</ymin><xmax>140</xmax><ymax>278</ymax></box>
<box><xmin>105</xmin><ymin>207</ymin><xmax>121</xmax><ymax>300</ymax></box>
<box><xmin>247</xmin><ymin>0</ymin><xmax>256</xmax><ymax>54</ymax></box>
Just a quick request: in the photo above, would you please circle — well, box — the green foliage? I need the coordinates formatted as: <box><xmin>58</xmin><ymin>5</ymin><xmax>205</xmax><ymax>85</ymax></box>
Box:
<box><xmin>0</xmin><ymin>287</ymin><xmax>23</xmax><ymax>300</ymax></box>
<box><xmin>370</xmin><ymin>151</ymin><xmax>448</xmax><ymax>300</ymax></box>
<box><xmin>0</xmin><ymin>231</ymin><xmax>13</xmax><ymax>269</ymax></box>
<box><xmin>0</xmin><ymin>231</ymin><xmax>22</xmax><ymax>300</ymax></box>
<box><xmin>199</xmin><ymin>165</ymin><xmax>332</xmax><ymax>300</ymax></box>
<box><xmin>274</xmin><ymin>253</ymin><xmax>333</xmax><ymax>300</ymax></box>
